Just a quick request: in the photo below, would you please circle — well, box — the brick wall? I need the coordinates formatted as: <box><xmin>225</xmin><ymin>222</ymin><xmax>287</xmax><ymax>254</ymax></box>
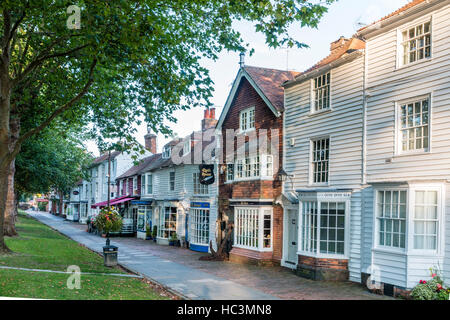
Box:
<box><xmin>218</xmin><ymin>76</ymin><xmax>284</xmax><ymax>264</ymax></box>
<box><xmin>297</xmin><ymin>255</ymin><xmax>349</xmax><ymax>281</ymax></box>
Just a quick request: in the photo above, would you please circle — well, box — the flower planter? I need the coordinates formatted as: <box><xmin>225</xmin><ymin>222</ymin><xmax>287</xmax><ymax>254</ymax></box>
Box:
<box><xmin>169</xmin><ymin>240</ymin><xmax>175</xmax><ymax>246</ymax></box>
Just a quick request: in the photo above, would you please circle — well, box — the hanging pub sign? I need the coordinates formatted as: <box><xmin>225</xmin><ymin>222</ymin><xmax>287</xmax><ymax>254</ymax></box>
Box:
<box><xmin>199</xmin><ymin>164</ymin><xmax>215</xmax><ymax>185</ymax></box>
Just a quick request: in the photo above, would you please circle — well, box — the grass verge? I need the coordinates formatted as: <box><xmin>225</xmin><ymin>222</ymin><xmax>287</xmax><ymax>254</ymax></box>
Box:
<box><xmin>0</xmin><ymin>212</ymin><xmax>171</xmax><ymax>300</ymax></box>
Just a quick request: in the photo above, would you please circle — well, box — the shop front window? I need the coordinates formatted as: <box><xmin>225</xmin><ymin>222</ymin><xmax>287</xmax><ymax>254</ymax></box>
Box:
<box><xmin>300</xmin><ymin>199</ymin><xmax>347</xmax><ymax>257</ymax></box>
<box><xmin>234</xmin><ymin>207</ymin><xmax>272</xmax><ymax>251</ymax></box>
<box><xmin>158</xmin><ymin>206</ymin><xmax>177</xmax><ymax>239</ymax></box>
<box><xmin>190</xmin><ymin>208</ymin><xmax>209</xmax><ymax>245</ymax></box>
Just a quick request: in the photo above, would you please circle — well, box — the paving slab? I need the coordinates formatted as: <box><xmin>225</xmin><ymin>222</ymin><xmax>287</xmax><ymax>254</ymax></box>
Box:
<box><xmin>27</xmin><ymin>211</ymin><xmax>277</xmax><ymax>300</ymax></box>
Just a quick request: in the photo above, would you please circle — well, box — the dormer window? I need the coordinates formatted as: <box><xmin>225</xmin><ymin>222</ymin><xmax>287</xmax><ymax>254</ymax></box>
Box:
<box><xmin>239</xmin><ymin>107</ymin><xmax>255</xmax><ymax>132</ymax></box>
<box><xmin>162</xmin><ymin>146</ymin><xmax>171</xmax><ymax>159</ymax></box>
<box><xmin>312</xmin><ymin>72</ymin><xmax>330</xmax><ymax>112</ymax></box>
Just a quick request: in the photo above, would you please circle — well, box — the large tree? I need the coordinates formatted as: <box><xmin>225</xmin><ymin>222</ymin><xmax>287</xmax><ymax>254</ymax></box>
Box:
<box><xmin>0</xmin><ymin>0</ymin><xmax>336</xmax><ymax>252</ymax></box>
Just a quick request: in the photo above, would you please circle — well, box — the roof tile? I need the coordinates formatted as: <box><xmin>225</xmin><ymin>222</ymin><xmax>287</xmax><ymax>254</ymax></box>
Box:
<box><xmin>244</xmin><ymin>66</ymin><xmax>300</xmax><ymax>112</ymax></box>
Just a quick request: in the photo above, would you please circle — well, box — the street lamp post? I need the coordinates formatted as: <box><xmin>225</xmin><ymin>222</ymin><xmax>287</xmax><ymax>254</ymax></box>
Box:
<box><xmin>106</xmin><ymin>150</ymin><xmax>111</xmax><ymax>246</ymax></box>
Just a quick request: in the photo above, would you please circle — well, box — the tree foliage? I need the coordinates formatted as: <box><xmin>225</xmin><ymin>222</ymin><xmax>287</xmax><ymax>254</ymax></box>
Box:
<box><xmin>0</xmin><ymin>0</ymin><xmax>336</xmax><ymax>251</ymax></box>
<box><xmin>15</xmin><ymin>128</ymin><xmax>92</xmax><ymax>198</ymax></box>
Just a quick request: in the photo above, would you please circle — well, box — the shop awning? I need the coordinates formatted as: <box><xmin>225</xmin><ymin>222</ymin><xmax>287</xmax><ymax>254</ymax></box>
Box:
<box><xmin>110</xmin><ymin>197</ymin><xmax>134</xmax><ymax>206</ymax></box>
<box><xmin>91</xmin><ymin>196</ymin><xmax>133</xmax><ymax>208</ymax></box>
<box><xmin>36</xmin><ymin>199</ymin><xmax>48</xmax><ymax>202</ymax></box>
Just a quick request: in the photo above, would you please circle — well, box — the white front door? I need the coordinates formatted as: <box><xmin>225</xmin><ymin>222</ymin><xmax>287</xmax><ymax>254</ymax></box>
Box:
<box><xmin>287</xmin><ymin>209</ymin><xmax>299</xmax><ymax>265</ymax></box>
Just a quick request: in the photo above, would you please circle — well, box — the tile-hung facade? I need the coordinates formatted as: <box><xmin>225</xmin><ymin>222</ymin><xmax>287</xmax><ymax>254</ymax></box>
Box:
<box><xmin>216</xmin><ymin>64</ymin><xmax>299</xmax><ymax>265</ymax></box>
<box><xmin>116</xmin><ymin>110</ymin><xmax>219</xmax><ymax>253</ymax></box>
<box><xmin>357</xmin><ymin>0</ymin><xmax>450</xmax><ymax>294</ymax></box>
<box><xmin>282</xmin><ymin>37</ymin><xmax>366</xmax><ymax>280</ymax></box>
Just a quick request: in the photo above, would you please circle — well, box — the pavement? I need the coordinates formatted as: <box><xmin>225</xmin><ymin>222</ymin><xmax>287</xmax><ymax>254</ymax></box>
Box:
<box><xmin>26</xmin><ymin>211</ymin><xmax>392</xmax><ymax>300</ymax></box>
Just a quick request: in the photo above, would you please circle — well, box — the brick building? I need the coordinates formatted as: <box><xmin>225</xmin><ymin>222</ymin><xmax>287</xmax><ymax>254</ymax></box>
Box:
<box><xmin>216</xmin><ymin>60</ymin><xmax>298</xmax><ymax>266</ymax></box>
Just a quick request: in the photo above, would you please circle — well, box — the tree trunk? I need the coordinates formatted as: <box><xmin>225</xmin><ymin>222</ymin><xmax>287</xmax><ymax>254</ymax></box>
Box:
<box><xmin>0</xmin><ymin>162</ymin><xmax>11</xmax><ymax>254</ymax></box>
<box><xmin>58</xmin><ymin>190</ymin><xmax>64</xmax><ymax>216</ymax></box>
<box><xmin>3</xmin><ymin>159</ymin><xmax>17</xmax><ymax>236</ymax></box>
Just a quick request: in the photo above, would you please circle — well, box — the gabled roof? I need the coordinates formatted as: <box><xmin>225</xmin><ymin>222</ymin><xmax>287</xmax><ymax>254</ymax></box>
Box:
<box><xmin>91</xmin><ymin>151</ymin><xmax>122</xmax><ymax>166</ymax></box>
<box><xmin>216</xmin><ymin>66</ymin><xmax>299</xmax><ymax>130</ymax></box>
<box><xmin>116</xmin><ymin>154</ymin><xmax>161</xmax><ymax>179</ymax></box>
<box><xmin>358</xmin><ymin>0</ymin><xmax>426</xmax><ymax>33</ymax></box>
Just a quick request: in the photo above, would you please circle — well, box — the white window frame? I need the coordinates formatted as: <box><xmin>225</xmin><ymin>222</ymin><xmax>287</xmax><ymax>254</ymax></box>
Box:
<box><xmin>119</xmin><ymin>180</ymin><xmax>123</xmax><ymax>196</ymax></box>
<box><xmin>226</xmin><ymin>163</ymin><xmax>234</xmax><ymax>182</ymax></box>
<box><xmin>141</xmin><ymin>175</ymin><xmax>146</xmax><ymax>194</ymax></box>
<box><xmin>395</xmin><ymin>94</ymin><xmax>431</xmax><ymax>155</ymax></box>
<box><xmin>374</xmin><ymin>188</ymin><xmax>408</xmax><ymax>252</ymax></box>
<box><xmin>396</xmin><ymin>17</ymin><xmax>432</xmax><ymax>69</ymax></box>
<box><xmin>169</xmin><ymin>171</ymin><xmax>175</xmax><ymax>191</ymax></box>
<box><xmin>373</xmin><ymin>184</ymin><xmax>445</xmax><ymax>256</ymax></box>
<box><xmin>309</xmin><ymin>136</ymin><xmax>330</xmax><ymax>186</ymax></box>
<box><xmin>193</xmin><ymin>172</ymin><xmax>208</xmax><ymax>195</ymax></box>
<box><xmin>310</xmin><ymin>71</ymin><xmax>331</xmax><ymax>113</ymax></box>
<box><xmin>183</xmin><ymin>138</ymin><xmax>191</xmax><ymax>156</ymax></box>
<box><xmin>234</xmin><ymin>206</ymin><xmax>273</xmax><ymax>252</ymax></box>
<box><xmin>162</xmin><ymin>146</ymin><xmax>171</xmax><ymax>159</ymax></box>
<box><xmin>189</xmin><ymin>208</ymin><xmax>210</xmax><ymax>245</ymax></box>
<box><xmin>158</xmin><ymin>206</ymin><xmax>177</xmax><ymax>239</ymax></box>
<box><xmin>298</xmin><ymin>195</ymin><xmax>350</xmax><ymax>259</ymax></box>
<box><xmin>146</xmin><ymin>173</ymin><xmax>153</xmax><ymax>195</ymax></box>
<box><xmin>133</xmin><ymin>176</ymin><xmax>138</xmax><ymax>195</ymax></box>
<box><xmin>227</xmin><ymin>155</ymin><xmax>273</xmax><ymax>183</ymax></box>
<box><xmin>239</xmin><ymin>107</ymin><xmax>255</xmax><ymax>133</ymax></box>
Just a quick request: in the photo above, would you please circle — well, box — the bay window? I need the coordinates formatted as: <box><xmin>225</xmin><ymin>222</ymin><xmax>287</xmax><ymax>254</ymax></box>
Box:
<box><xmin>374</xmin><ymin>185</ymin><xmax>443</xmax><ymax>254</ymax></box>
<box><xmin>227</xmin><ymin>155</ymin><xmax>273</xmax><ymax>182</ymax></box>
<box><xmin>376</xmin><ymin>190</ymin><xmax>407</xmax><ymax>249</ymax></box>
<box><xmin>414</xmin><ymin>190</ymin><xmax>438</xmax><ymax>250</ymax></box>
<box><xmin>190</xmin><ymin>208</ymin><xmax>209</xmax><ymax>245</ymax></box>
<box><xmin>234</xmin><ymin>207</ymin><xmax>272</xmax><ymax>251</ymax></box>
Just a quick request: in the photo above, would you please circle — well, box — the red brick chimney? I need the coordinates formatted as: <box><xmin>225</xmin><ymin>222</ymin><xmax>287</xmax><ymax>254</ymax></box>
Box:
<box><xmin>201</xmin><ymin>107</ymin><xmax>218</xmax><ymax>131</ymax></box>
<box><xmin>144</xmin><ymin>132</ymin><xmax>157</xmax><ymax>154</ymax></box>
<box><xmin>330</xmin><ymin>36</ymin><xmax>349</xmax><ymax>52</ymax></box>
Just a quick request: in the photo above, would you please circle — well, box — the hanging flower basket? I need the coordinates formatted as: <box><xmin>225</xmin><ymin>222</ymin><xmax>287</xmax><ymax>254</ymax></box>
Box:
<box><xmin>94</xmin><ymin>207</ymin><xmax>123</xmax><ymax>244</ymax></box>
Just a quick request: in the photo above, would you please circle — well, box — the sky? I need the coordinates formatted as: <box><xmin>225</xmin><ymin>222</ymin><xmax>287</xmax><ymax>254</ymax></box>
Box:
<box><xmin>86</xmin><ymin>0</ymin><xmax>409</xmax><ymax>156</ymax></box>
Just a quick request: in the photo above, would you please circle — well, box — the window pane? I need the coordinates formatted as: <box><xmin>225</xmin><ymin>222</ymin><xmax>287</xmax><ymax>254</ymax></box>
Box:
<box><xmin>377</xmin><ymin>190</ymin><xmax>406</xmax><ymax>249</ymax></box>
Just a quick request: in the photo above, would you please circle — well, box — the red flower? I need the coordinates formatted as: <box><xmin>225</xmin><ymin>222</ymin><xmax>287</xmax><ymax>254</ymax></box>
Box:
<box><xmin>437</xmin><ymin>283</ymin><xmax>443</xmax><ymax>291</ymax></box>
<box><xmin>432</xmin><ymin>273</ymin><xmax>437</xmax><ymax>278</ymax></box>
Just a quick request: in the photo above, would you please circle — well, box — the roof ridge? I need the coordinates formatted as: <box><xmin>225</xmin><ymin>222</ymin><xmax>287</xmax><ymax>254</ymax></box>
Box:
<box><xmin>244</xmin><ymin>65</ymin><xmax>299</xmax><ymax>74</ymax></box>
<box><xmin>358</xmin><ymin>0</ymin><xmax>426</xmax><ymax>32</ymax></box>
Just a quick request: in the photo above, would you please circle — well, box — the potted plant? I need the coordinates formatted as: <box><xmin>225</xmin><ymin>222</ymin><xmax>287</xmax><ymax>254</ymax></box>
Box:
<box><xmin>152</xmin><ymin>225</ymin><xmax>157</xmax><ymax>242</ymax></box>
<box><xmin>93</xmin><ymin>207</ymin><xmax>123</xmax><ymax>267</ymax></box>
<box><xmin>145</xmin><ymin>223</ymin><xmax>152</xmax><ymax>240</ymax></box>
<box><xmin>169</xmin><ymin>232</ymin><xmax>178</xmax><ymax>246</ymax></box>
